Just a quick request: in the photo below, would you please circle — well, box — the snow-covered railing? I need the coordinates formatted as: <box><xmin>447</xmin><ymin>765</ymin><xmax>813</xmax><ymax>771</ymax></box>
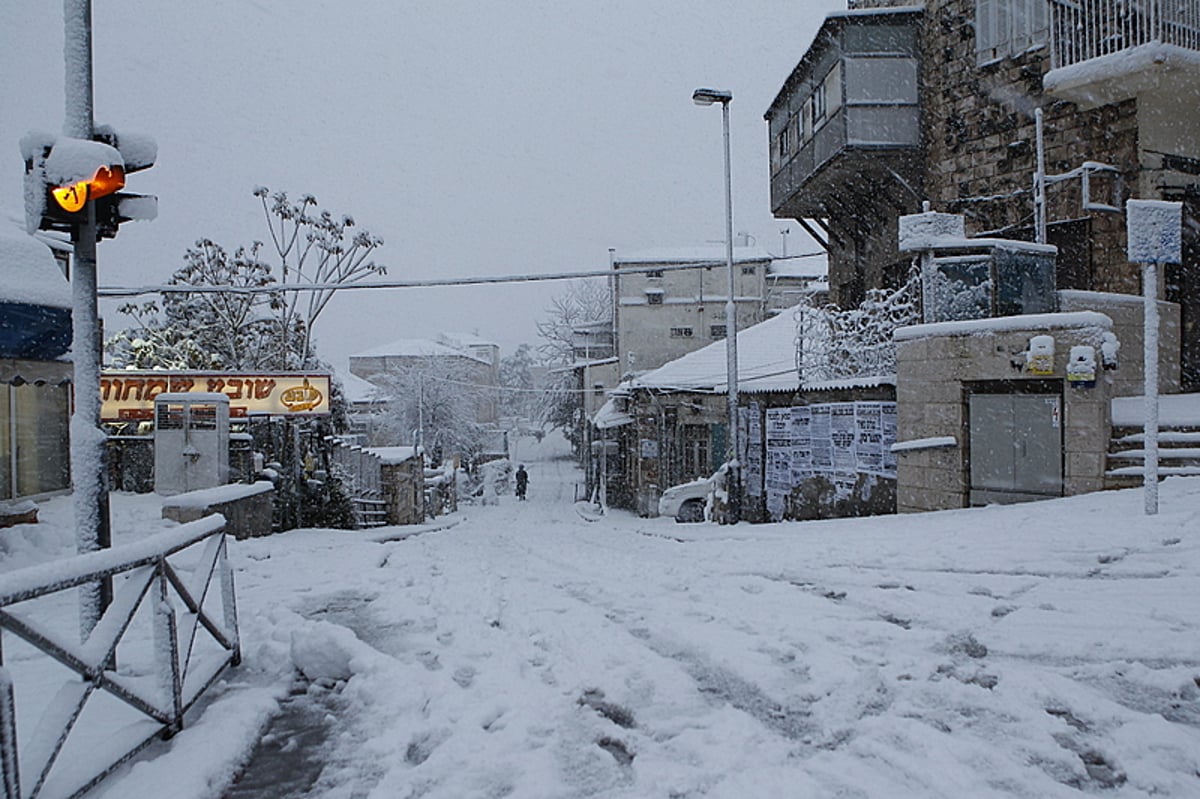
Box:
<box><xmin>1050</xmin><ymin>0</ymin><xmax>1200</xmax><ymax>70</ymax></box>
<box><xmin>0</xmin><ymin>515</ymin><xmax>239</xmax><ymax>799</ymax></box>
<box><xmin>794</xmin><ymin>277</ymin><xmax>919</xmax><ymax>386</ymax></box>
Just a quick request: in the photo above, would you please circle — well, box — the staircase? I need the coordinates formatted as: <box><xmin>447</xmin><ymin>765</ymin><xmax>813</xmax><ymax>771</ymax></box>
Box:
<box><xmin>1105</xmin><ymin>395</ymin><xmax>1200</xmax><ymax>489</ymax></box>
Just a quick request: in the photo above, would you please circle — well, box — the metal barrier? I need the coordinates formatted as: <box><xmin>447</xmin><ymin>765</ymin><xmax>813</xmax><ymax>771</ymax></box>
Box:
<box><xmin>0</xmin><ymin>515</ymin><xmax>239</xmax><ymax>799</ymax></box>
<box><xmin>1050</xmin><ymin>0</ymin><xmax>1200</xmax><ymax>70</ymax></box>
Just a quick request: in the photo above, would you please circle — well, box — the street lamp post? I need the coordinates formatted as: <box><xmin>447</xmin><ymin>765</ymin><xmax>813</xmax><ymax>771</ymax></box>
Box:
<box><xmin>692</xmin><ymin>88</ymin><xmax>740</xmax><ymax>523</ymax></box>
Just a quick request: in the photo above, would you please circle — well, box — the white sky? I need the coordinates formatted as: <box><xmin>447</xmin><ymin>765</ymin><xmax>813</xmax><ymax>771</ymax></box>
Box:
<box><xmin>0</xmin><ymin>0</ymin><xmax>841</xmax><ymax>370</ymax></box>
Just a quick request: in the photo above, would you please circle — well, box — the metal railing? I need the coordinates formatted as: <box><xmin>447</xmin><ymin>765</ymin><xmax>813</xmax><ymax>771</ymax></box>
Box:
<box><xmin>0</xmin><ymin>515</ymin><xmax>239</xmax><ymax>799</ymax></box>
<box><xmin>1050</xmin><ymin>0</ymin><xmax>1200</xmax><ymax>69</ymax></box>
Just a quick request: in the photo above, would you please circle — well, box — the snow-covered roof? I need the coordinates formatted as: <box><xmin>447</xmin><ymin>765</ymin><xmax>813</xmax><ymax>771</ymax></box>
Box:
<box><xmin>631</xmin><ymin>305</ymin><xmax>802</xmax><ymax>395</ymax></box>
<box><xmin>350</xmin><ymin>337</ymin><xmax>489</xmax><ymax>363</ymax></box>
<box><xmin>768</xmin><ymin>253</ymin><xmax>828</xmax><ymax>280</ymax></box>
<box><xmin>0</xmin><ymin>221</ymin><xmax>71</xmax><ymax>308</ymax></box>
<box><xmin>593</xmin><ymin>397</ymin><xmax>633</xmax><ymax>429</ymax></box>
<box><xmin>613</xmin><ymin>245</ymin><xmax>773</xmax><ymax>266</ymax></box>
<box><xmin>437</xmin><ymin>331</ymin><xmax>498</xmax><ymax>349</ymax></box>
<box><xmin>369</xmin><ymin>446</ymin><xmax>420</xmax><ymax>465</ymax></box>
<box><xmin>339</xmin><ymin>370</ymin><xmax>385</xmax><ymax>404</ymax></box>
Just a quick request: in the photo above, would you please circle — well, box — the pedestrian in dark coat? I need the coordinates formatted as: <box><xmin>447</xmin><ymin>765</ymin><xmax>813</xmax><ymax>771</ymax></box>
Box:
<box><xmin>515</xmin><ymin>464</ymin><xmax>529</xmax><ymax>500</ymax></box>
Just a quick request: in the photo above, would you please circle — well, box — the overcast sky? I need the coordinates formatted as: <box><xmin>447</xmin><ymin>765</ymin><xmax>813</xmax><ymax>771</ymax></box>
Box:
<box><xmin>1</xmin><ymin>0</ymin><xmax>842</xmax><ymax>372</ymax></box>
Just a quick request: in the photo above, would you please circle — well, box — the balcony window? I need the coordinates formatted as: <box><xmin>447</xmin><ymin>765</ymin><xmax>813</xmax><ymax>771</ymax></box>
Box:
<box><xmin>977</xmin><ymin>0</ymin><xmax>1049</xmax><ymax>64</ymax></box>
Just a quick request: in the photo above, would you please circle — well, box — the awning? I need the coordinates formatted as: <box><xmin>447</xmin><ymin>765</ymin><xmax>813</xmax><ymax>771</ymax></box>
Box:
<box><xmin>593</xmin><ymin>397</ymin><xmax>633</xmax><ymax>429</ymax></box>
<box><xmin>0</xmin><ymin>358</ymin><xmax>71</xmax><ymax>385</ymax></box>
<box><xmin>0</xmin><ymin>302</ymin><xmax>71</xmax><ymax>360</ymax></box>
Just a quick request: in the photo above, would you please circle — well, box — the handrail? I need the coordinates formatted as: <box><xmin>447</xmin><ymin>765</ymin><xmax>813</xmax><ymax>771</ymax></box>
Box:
<box><xmin>1050</xmin><ymin>0</ymin><xmax>1200</xmax><ymax>70</ymax></box>
<box><xmin>0</xmin><ymin>515</ymin><xmax>240</xmax><ymax>799</ymax></box>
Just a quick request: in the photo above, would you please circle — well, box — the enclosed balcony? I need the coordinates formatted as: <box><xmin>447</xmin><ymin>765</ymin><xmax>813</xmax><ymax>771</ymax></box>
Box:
<box><xmin>1044</xmin><ymin>0</ymin><xmax>1200</xmax><ymax>108</ymax></box>
<box><xmin>766</xmin><ymin>6</ymin><xmax>923</xmax><ymax>220</ymax></box>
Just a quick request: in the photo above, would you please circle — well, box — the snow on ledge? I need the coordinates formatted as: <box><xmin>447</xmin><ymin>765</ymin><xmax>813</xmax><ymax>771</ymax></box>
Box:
<box><xmin>1112</xmin><ymin>393</ymin><xmax>1200</xmax><ymax>428</ymax></box>
<box><xmin>369</xmin><ymin>446</ymin><xmax>420</xmax><ymax>465</ymax></box>
<box><xmin>891</xmin><ymin>436</ymin><xmax>957</xmax><ymax>453</ymax></box>
<box><xmin>162</xmin><ymin>481</ymin><xmax>274</xmax><ymax>510</ymax></box>
<box><xmin>895</xmin><ymin>311</ymin><xmax>1112</xmax><ymax>342</ymax></box>
<box><xmin>1044</xmin><ymin>42</ymin><xmax>1200</xmax><ymax>97</ymax></box>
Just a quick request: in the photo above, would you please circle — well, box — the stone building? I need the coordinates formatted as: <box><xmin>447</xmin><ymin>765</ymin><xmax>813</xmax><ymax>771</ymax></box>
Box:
<box><xmin>766</xmin><ymin>0</ymin><xmax>1200</xmax><ymax>389</ymax></box>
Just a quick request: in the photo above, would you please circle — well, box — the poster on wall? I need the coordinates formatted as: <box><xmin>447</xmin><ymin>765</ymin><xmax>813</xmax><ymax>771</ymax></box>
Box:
<box><xmin>881</xmin><ymin>403</ymin><xmax>898</xmax><ymax>475</ymax></box>
<box><xmin>830</xmin><ymin>403</ymin><xmax>857</xmax><ymax>471</ymax></box>
<box><xmin>854</xmin><ymin>402</ymin><xmax>885</xmax><ymax>475</ymax></box>
<box><xmin>745</xmin><ymin>403</ymin><xmax>763</xmax><ymax>497</ymax></box>
<box><xmin>810</xmin><ymin>405</ymin><xmax>832</xmax><ymax>469</ymax></box>
<box><xmin>789</xmin><ymin>406</ymin><xmax>813</xmax><ymax>484</ymax></box>
<box><xmin>765</xmin><ymin>408</ymin><xmax>792</xmax><ymax>520</ymax></box>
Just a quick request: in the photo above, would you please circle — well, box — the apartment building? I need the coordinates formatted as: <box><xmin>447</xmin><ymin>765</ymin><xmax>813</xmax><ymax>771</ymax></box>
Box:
<box><xmin>765</xmin><ymin>0</ymin><xmax>1200</xmax><ymax>390</ymax></box>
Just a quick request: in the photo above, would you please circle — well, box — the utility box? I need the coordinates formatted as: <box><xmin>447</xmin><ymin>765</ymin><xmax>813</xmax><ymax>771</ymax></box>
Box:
<box><xmin>154</xmin><ymin>392</ymin><xmax>230</xmax><ymax>495</ymax></box>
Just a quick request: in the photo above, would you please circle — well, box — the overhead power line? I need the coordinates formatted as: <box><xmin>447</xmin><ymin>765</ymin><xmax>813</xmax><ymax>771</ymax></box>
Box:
<box><xmin>97</xmin><ymin>252</ymin><xmax>828</xmax><ymax>298</ymax></box>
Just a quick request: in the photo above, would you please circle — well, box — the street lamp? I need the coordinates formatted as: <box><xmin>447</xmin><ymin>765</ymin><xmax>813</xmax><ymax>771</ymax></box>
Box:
<box><xmin>692</xmin><ymin>87</ymin><xmax>740</xmax><ymax>523</ymax></box>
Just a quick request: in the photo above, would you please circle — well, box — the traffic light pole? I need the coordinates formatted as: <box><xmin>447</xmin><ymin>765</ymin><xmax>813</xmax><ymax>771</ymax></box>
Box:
<box><xmin>64</xmin><ymin>0</ymin><xmax>113</xmax><ymax>637</ymax></box>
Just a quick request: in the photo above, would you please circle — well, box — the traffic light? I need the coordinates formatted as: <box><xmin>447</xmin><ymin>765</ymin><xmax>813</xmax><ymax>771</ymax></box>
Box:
<box><xmin>21</xmin><ymin>127</ymin><xmax>156</xmax><ymax>239</ymax></box>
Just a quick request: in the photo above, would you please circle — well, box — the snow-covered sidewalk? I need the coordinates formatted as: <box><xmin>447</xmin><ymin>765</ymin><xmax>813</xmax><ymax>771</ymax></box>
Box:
<box><xmin>3</xmin><ymin>438</ymin><xmax>1199</xmax><ymax>797</ymax></box>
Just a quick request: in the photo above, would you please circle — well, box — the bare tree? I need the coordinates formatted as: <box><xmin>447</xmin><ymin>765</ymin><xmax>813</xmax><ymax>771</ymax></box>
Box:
<box><xmin>253</xmin><ymin>187</ymin><xmax>387</xmax><ymax>368</ymax></box>
<box><xmin>363</xmin><ymin>356</ymin><xmax>490</xmax><ymax>460</ymax></box>
<box><xmin>535</xmin><ymin>279</ymin><xmax>612</xmax><ymax>450</ymax></box>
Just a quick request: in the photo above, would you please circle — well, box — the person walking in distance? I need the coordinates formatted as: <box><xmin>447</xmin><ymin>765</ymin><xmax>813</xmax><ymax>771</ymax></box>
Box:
<box><xmin>515</xmin><ymin>464</ymin><xmax>529</xmax><ymax>500</ymax></box>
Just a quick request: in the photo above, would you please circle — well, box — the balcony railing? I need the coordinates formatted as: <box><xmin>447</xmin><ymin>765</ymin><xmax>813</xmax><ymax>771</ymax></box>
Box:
<box><xmin>1050</xmin><ymin>0</ymin><xmax>1200</xmax><ymax>69</ymax></box>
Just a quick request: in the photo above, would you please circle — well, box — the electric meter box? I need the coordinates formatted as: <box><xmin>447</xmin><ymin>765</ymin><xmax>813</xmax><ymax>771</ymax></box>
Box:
<box><xmin>154</xmin><ymin>392</ymin><xmax>230</xmax><ymax>495</ymax></box>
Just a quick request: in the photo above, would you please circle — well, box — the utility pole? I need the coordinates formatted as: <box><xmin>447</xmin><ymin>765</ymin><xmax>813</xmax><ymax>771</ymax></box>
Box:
<box><xmin>64</xmin><ymin>0</ymin><xmax>112</xmax><ymax>636</ymax></box>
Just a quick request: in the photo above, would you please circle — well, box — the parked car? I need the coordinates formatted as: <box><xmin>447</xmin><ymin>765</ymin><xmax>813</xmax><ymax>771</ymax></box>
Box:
<box><xmin>658</xmin><ymin>465</ymin><xmax>727</xmax><ymax>523</ymax></box>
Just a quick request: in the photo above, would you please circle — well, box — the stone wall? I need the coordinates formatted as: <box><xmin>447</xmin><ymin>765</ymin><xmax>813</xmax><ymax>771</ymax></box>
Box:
<box><xmin>381</xmin><ymin>459</ymin><xmax>424</xmax><ymax>525</ymax></box>
<box><xmin>1059</xmin><ymin>290</ymin><xmax>1181</xmax><ymax>396</ymax></box>
<box><xmin>922</xmin><ymin>0</ymin><xmax>1140</xmax><ymax>291</ymax></box>
<box><xmin>894</xmin><ymin>316</ymin><xmax>1116</xmax><ymax>512</ymax></box>
<box><xmin>162</xmin><ymin>481</ymin><xmax>275</xmax><ymax>540</ymax></box>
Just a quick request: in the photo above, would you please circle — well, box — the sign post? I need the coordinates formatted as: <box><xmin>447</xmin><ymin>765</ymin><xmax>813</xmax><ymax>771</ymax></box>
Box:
<box><xmin>1126</xmin><ymin>199</ymin><xmax>1183</xmax><ymax>515</ymax></box>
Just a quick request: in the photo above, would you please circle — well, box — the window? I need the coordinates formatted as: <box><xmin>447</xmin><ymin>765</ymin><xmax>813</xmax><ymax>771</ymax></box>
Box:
<box><xmin>646</xmin><ymin>269</ymin><xmax>664</xmax><ymax>278</ymax></box>
<box><xmin>976</xmin><ymin>0</ymin><xmax>1049</xmax><ymax>64</ymax></box>
<box><xmin>670</xmin><ymin>327</ymin><xmax>694</xmax><ymax>338</ymax></box>
<box><xmin>802</xmin><ymin>98</ymin><xmax>814</xmax><ymax>142</ymax></box>
<box><xmin>741</xmin><ymin>265</ymin><xmax>756</xmax><ymax>275</ymax></box>
<box><xmin>710</xmin><ymin>325</ymin><xmax>727</xmax><ymax>339</ymax></box>
<box><xmin>824</xmin><ymin>62</ymin><xmax>842</xmax><ymax>117</ymax></box>
<box><xmin>647</xmin><ymin>293</ymin><xmax>663</xmax><ymax>305</ymax></box>
<box><xmin>779</xmin><ymin>124</ymin><xmax>792</xmax><ymax>157</ymax></box>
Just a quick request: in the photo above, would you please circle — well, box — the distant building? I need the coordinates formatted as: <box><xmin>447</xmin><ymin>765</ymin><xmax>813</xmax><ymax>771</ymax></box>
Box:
<box><xmin>613</xmin><ymin>245</ymin><xmax>774</xmax><ymax>375</ymax></box>
<box><xmin>348</xmin><ymin>333</ymin><xmax>501</xmax><ymax>425</ymax></box>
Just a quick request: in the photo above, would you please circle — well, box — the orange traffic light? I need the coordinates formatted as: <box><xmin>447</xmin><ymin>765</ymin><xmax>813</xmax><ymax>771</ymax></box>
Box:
<box><xmin>50</xmin><ymin>164</ymin><xmax>125</xmax><ymax>214</ymax></box>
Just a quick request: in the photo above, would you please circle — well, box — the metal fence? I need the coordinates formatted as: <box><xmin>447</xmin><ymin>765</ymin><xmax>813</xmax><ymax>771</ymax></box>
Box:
<box><xmin>1050</xmin><ymin>0</ymin><xmax>1200</xmax><ymax>69</ymax></box>
<box><xmin>794</xmin><ymin>278</ymin><xmax>919</xmax><ymax>387</ymax></box>
<box><xmin>0</xmin><ymin>515</ymin><xmax>239</xmax><ymax>799</ymax></box>
<box><xmin>325</xmin><ymin>437</ymin><xmax>388</xmax><ymax>528</ymax></box>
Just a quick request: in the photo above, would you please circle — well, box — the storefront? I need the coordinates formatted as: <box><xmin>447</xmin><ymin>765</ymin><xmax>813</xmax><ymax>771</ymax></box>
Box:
<box><xmin>0</xmin><ymin>228</ymin><xmax>73</xmax><ymax>501</ymax></box>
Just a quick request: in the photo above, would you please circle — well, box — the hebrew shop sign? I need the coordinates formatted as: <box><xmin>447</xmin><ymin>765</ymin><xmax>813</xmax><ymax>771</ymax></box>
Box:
<box><xmin>101</xmin><ymin>371</ymin><xmax>331</xmax><ymax>421</ymax></box>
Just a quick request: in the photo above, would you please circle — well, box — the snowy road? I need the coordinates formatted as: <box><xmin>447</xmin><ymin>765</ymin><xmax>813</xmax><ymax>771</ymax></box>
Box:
<box><xmin>90</xmin><ymin>436</ymin><xmax>1200</xmax><ymax>798</ymax></box>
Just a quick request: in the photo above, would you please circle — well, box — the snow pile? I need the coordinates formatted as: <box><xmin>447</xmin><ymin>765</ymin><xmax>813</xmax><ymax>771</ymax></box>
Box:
<box><xmin>289</xmin><ymin>622</ymin><xmax>360</xmax><ymax>683</ymax></box>
<box><xmin>1127</xmin><ymin>199</ymin><xmax>1183</xmax><ymax>264</ymax></box>
<box><xmin>0</xmin><ymin>226</ymin><xmax>72</xmax><ymax>308</ymax></box>
<box><xmin>897</xmin><ymin>209</ymin><xmax>965</xmax><ymax>251</ymax></box>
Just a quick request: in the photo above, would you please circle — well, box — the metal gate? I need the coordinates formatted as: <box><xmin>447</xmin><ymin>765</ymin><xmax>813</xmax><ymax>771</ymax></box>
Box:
<box><xmin>969</xmin><ymin>392</ymin><xmax>1063</xmax><ymax>505</ymax></box>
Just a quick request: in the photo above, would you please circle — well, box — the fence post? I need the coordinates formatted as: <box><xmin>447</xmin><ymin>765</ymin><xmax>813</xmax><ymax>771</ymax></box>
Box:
<box><xmin>154</xmin><ymin>563</ymin><xmax>183</xmax><ymax>737</ymax></box>
<box><xmin>0</xmin><ymin>669</ymin><xmax>19</xmax><ymax>799</ymax></box>
<box><xmin>219</xmin><ymin>537</ymin><xmax>241</xmax><ymax>667</ymax></box>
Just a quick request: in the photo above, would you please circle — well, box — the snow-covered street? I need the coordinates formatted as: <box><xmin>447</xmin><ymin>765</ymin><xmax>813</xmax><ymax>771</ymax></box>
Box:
<box><xmin>3</xmin><ymin>433</ymin><xmax>1198</xmax><ymax>798</ymax></box>
<box><xmin>73</xmin><ymin>435</ymin><xmax>1198</xmax><ymax>797</ymax></box>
